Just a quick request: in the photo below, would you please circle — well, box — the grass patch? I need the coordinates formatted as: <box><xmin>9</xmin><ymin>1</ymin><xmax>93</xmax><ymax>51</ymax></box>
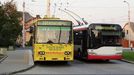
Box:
<box><xmin>123</xmin><ymin>51</ymin><xmax>134</xmax><ymax>61</ymax></box>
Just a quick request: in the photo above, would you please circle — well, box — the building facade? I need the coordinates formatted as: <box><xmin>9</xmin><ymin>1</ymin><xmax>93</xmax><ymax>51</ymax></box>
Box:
<box><xmin>122</xmin><ymin>22</ymin><xmax>134</xmax><ymax>48</ymax></box>
<box><xmin>17</xmin><ymin>12</ymin><xmax>40</xmax><ymax>46</ymax></box>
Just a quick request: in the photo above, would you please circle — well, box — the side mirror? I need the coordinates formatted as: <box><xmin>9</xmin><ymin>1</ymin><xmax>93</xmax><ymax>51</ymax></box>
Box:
<box><xmin>29</xmin><ymin>26</ymin><xmax>34</xmax><ymax>33</ymax></box>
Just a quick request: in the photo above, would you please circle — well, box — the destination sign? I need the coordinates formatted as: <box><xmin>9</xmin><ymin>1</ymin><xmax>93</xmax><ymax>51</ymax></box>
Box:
<box><xmin>37</xmin><ymin>20</ymin><xmax>72</xmax><ymax>26</ymax></box>
<box><xmin>95</xmin><ymin>26</ymin><xmax>116</xmax><ymax>30</ymax></box>
<box><xmin>37</xmin><ymin>26</ymin><xmax>71</xmax><ymax>31</ymax></box>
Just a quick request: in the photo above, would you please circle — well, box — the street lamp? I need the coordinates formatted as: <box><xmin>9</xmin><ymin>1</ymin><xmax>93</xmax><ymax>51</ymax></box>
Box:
<box><xmin>22</xmin><ymin>0</ymin><xmax>36</xmax><ymax>48</ymax></box>
<box><xmin>22</xmin><ymin>1</ymin><xmax>25</xmax><ymax>48</ymax></box>
<box><xmin>124</xmin><ymin>0</ymin><xmax>131</xmax><ymax>48</ymax></box>
<box><xmin>0</xmin><ymin>1</ymin><xmax>1</xmax><ymax>6</ymax></box>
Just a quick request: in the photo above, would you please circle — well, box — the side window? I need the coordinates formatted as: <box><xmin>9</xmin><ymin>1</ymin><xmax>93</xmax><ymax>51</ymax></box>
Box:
<box><xmin>89</xmin><ymin>24</ymin><xmax>95</xmax><ymax>30</ymax></box>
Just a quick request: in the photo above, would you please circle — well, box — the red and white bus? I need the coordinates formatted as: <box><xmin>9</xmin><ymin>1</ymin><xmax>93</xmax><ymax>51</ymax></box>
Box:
<box><xmin>73</xmin><ymin>23</ymin><xmax>124</xmax><ymax>61</ymax></box>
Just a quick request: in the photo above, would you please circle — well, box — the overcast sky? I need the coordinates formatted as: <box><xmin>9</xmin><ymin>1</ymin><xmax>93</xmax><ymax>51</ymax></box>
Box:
<box><xmin>1</xmin><ymin>0</ymin><xmax>134</xmax><ymax>26</ymax></box>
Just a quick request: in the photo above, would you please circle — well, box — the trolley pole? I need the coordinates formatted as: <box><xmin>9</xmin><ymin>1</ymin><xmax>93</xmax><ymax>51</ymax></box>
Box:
<box><xmin>22</xmin><ymin>1</ymin><xmax>25</xmax><ymax>48</ymax></box>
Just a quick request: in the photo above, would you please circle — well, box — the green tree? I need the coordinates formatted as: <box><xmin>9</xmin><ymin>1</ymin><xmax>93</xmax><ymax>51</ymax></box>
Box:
<box><xmin>0</xmin><ymin>1</ymin><xmax>22</xmax><ymax>47</ymax></box>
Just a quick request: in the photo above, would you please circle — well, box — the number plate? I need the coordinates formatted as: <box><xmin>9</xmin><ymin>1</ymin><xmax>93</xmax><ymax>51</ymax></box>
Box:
<box><xmin>52</xmin><ymin>58</ymin><xmax>58</xmax><ymax>60</ymax></box>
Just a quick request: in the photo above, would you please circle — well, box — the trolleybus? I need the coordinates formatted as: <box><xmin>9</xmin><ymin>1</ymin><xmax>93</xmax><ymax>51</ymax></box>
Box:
<box><xmin>73</xmin><ymin>23</ymin><xmax>124</xmax><ymax>61</ymax></box>
<box><xmin>33</xmin><ymin>18</ymin><xmax>74</xmax><ymax>62</ymax></box>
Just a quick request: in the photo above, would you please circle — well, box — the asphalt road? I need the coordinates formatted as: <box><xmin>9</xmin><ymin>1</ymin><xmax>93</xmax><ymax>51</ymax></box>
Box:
<box><xmin>18</xmin><ymin>59</ymin><xmax>134</xmax><ymax>75</ymax></box>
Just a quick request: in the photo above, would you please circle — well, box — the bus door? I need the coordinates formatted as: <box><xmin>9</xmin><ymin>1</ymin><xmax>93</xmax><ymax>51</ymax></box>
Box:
<box><xmin>81</xmin><ymin>30</ymin><xmax>88</xmax><ymax>57</ymax></box>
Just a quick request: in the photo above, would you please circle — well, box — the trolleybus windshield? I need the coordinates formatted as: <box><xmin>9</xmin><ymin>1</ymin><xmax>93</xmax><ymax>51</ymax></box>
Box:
<box><xmin>86</xmin><ymin>24</ymin><xmax>123</xmax><ymax>48</ymax></box>
<box><xmin>36</xmin><ymin>26</ymin><xmax>71</xmax><ymax>44</ymax></box>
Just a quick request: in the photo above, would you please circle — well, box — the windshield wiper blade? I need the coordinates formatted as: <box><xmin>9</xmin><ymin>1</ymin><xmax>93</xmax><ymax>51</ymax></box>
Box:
<box><xmin>58</xmin><ymin>26</ymin><xmax>62</xmax><ymax>43</ymax></box>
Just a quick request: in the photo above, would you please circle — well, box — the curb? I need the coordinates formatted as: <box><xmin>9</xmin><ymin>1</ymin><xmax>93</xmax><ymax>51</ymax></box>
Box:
<box><xmin>121</xmin><ymin>59</ymin><xmax>134</xmax><ymax>64</ymax></box>
<box><xmin>5</xmin><ymin>64</ymin><xmax>35</xmax><ymax>75</ymax></box>
<box><xmin>0</xmin><ymin>55</ymin><xmax>8</xmax><ymax>63</ymax></box>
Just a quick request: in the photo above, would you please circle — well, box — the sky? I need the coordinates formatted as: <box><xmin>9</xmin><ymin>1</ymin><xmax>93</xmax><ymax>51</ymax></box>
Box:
<box><xmin>1</xmin><ymin>0</ymin><xmax>134</xmax><ymax>26</ymax></box>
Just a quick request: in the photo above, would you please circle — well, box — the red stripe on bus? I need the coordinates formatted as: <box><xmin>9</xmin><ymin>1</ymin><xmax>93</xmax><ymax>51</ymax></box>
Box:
<box><xmin>87</xmin><ymin>55</ymin><xmax>122</xmax><ymax>60</ymax></box>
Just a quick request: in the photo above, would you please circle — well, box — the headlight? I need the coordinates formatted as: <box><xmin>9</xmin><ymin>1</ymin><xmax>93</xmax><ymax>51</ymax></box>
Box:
<box><xmin>87</xmin><ymin>50</ymin><xmax>96</xmax><ymax>55</ymax></box>
<box><xmin>88</xmin><ymin>52</ymin><xmax>96</xmax><ymax>55</ymax></box>
<box><xmin>38</xmin><ymin>51</ymin><xmax>45</xmax><ymax>55</ymax></box>
<box><xmin>64</xmin><ymin>51</ymin><xmax>71</xmax><ymax>55</ymax></box>
<box><xmin>116</xmin><ymin>52</ymin><xmax>122</xmax><ymax>55</ymax></box>
<box><xmin>88</xmin><ymin>50</ymin><xmax>96</xmax><ymax>55</ymax></box>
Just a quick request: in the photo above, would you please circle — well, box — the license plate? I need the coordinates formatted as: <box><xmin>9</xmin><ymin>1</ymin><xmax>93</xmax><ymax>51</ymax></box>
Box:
<box><xmin>52</xmin><ymin>58</ymin><xmax>58</xmax><ymax>60</ymax></box>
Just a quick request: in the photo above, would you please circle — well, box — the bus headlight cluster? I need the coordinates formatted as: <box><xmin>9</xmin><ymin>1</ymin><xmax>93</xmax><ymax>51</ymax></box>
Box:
<box><xmin>38</xmin><ymin>51</ymin><xmax>45</xmax><ymax>55</ymax></box>
<box><xmin>88</xmin><ymin>50</ymin><xmax>96</xmax><ymax>55</ymax></box>
<box><xmin>88</xmin><ymin>51</ymin><xmax>96</xmax><ymax>55</ymax></box>
<box><xmin>64</xmin><ymin>51</ymin><xmax>71</xmax><ymax>55</ymax></box>
<box><xmin>88</xmin><ymin>52</ymin><xmax>96</xmax><ymax>55</ymax></box>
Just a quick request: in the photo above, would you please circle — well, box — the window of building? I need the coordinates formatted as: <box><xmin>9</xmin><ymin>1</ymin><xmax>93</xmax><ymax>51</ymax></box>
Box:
<box><xmin>126</xmin><ymin>30</ymin><xmax>128</xmax><ymax>34</ymax></box>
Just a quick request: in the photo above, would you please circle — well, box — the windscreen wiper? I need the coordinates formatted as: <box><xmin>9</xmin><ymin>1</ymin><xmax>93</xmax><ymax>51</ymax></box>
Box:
<box><xmin>58</xmin><ymin>26</ymin><xmax>62</xmax><ymax>43</ymax></box>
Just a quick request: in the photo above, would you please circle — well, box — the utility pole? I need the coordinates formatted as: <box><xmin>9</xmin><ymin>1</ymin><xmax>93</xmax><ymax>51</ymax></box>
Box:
<box><xmin>46</xmin><ymin>0</ymin><xmax>51</xmax><ymax>17</ymax></box>
<box><xmin>22</xmin><ymin>1</ymin><xmax>25</xmax><ymax>48</ymax></box>
<box><xmin>52</xmin><ymin>3</ymin><xmax>56</xmax><ymax>17</ymax></box>
<box><xmin>124</xmin><ymin>0</ymin><xmax>131</xmax><ymax>48</ymax></box>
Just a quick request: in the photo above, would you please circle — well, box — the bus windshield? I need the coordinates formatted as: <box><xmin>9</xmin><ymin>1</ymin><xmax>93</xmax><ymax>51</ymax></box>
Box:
<box><xmin>36</xmin><ymin>26</ymin><xmax>71</xmax><ymax>44</ymax></box>
<box><xmin>88</xmin><ymin>24</ymin><xmax>123</xmax><ymax>48</ymax></box>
